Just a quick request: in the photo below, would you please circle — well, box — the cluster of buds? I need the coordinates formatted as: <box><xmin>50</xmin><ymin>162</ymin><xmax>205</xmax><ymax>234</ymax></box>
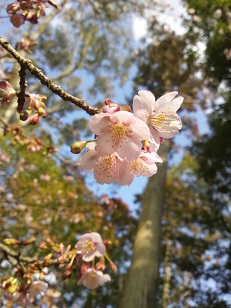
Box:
<box><xmin>0</xmin><ymin>81</ymin><xmax>47</xmax><ymax>126</ymax></box>
<box><xmin>2</xmin><ymin>232</ymin><xmax>114</xmax><ymax>304</ymax></box>
<box><xmin>72</xmin><ymin>90</ymin><xmax>183</xmax><ymax>186</ymax></box>
<box><xmin>20</xmin><ymin>93</ymin><xmax>47</xmax><ymax>125</ymax></box>
<box><xmin>6</xmin><ymin>0</ymin><xmax>59</xmax><ymax>28</ymax></box>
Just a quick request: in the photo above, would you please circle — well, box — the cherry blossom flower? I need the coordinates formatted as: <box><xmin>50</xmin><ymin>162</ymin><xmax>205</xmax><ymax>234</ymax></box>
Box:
<box><xmin>88</xmin><ymin>110</ymin><xmax>150</xmax><ymax>160</ymax></box>
<box><xmin>77</xmin><ymin>142</ymin><xmax>121</xmax><ymax>184</ymax></box>
<box><xmin>78</xmin><ymin>268</ymin><xmax>111</xmax><ymax>290</ymax></box>
<box><xmin>75</xmin><ymin>232</ymin><xmax>106</xmax><ymax>262</ymax></box>
<box><xmin>133</xmin><ymin>90</ymin><xmax>183</xmax><ymax>146</ymax></box>
<box><xmin>116</xmin><ymin>150</ymin><xmax>163</xmax><ymax>186</ymax></box>
<box><xmin>77</xmin><ymin>142</ymin><xmax>162</xmax><ymax>186</ymax></box>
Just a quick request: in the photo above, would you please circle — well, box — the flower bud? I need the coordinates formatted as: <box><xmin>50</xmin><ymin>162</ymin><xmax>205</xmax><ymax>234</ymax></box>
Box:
<box><xmin>141</xmin><ymin>140</ymin><xmax>150</xmax><ymax>151</ymax></box>
<box><xmin>3</xmin><ymin>238</ymin><xmax>19</xmax><ymax>245</ymax></box>
<box><xmin>20</xmin><ymin>109</ymin><xmax>32</xmax><ymax>121</ymax></box>
<box><xmin>95</xmin><ymin>259</ymin><xmax>106</xmax><ymax>271</ymax></box>
<box><xmin>109</xmin><ymin>261</ymin><xmax>117</xmax><ymax>273</ymax></box>
<box><xmin>37</xmin><ymin>107</ymin><xmax>47</xmax><ymax>118</ymax></box>
<box><xmin>70</xmin><ymin>141</ymin><xmax>87</xmax><ymax>154</ymax></box>
<box><xmin>10</xmin><ymin>14</ymin><xmax>25</xmax><ymax>28</ymax></box>
<box><xmin>29</xmin><ymin>113</ymin><xmax>40</xmax><ymax>125</ymax></box>
<box><xmin>121</xmin><ymin>105</ymin><xmax>131</xmax><ymax>112</ymax></box>
<box><xmin>7</xmin><ymin>3</ymin><xmax>19</xmax><ymax>14</ymax></box>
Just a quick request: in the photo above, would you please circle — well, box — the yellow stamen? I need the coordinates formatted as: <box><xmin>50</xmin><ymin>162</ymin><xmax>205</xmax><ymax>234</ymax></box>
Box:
<box><xmin>108</xmin><ymin>122</ymin><xmax>133</xmax><ymax>144</ymax></box>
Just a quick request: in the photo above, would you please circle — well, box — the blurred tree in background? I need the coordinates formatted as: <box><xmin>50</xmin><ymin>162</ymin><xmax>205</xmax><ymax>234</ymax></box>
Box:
<box><xmin>0</xmin><ymin>0</ymin><xmax>231</xmax><ymax>307</ymax></box>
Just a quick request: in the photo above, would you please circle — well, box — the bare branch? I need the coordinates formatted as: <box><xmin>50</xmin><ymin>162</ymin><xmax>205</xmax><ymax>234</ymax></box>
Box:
<box><xmin>0</xmin><ymin>242</ymin><xmax>37</xmax><ymax>263</ymax></box>
<box><xmin>0</xmin><ymin>36</ymin><xmax>100</xmax><ymax>116</ymax></box>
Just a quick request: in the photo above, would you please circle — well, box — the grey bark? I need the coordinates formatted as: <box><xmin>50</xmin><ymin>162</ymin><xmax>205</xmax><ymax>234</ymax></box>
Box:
<box><xmin>119</xmin><ymin>141</ymin><xmax>170</xmax><ymax>308</ymax></box>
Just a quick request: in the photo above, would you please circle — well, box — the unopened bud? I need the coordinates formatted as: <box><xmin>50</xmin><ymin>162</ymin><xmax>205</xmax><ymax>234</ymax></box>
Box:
<box><xmin>37</xmin><ymin>107</ymin><xmax>47</xmax><ymax>118</ymax></box>
<box><xmin>29</xmin><ymin>113</ymin><xmax>40</xmax><ymax>125</ymax></box>
<box><xmin>20</xmin><ymin>109</ymin><xmax>32</xmax><ymax>121</ymax></box>
<box><xmin>95</xmin><ymin>260</ymin><xmax>106</xmax><ymax>271</ymax></box>
<box><xmin>80</xmin><ymin>263</ymin><xmax>89</xmax><ymax>274</ymax></box>
<box><xmin>109</xmin><ymin>261</ymin><xmax>117</xmax><ymax>273</ymax></box>
<box><xmin>105</xmin><ymin>99</ymin><xmax>115</xmax><ymax>105</ymax></box>
<box><xmin>3</xmin><ymin>238</ymin><xmax>19</xmax><ymax>245</ymax></box>
<box><xmin>70</xmin><ymin>141</ymin><xmax>87</xmax><ymax>154</ymax></box>
<box><xmin>10</xmin><ymin>14</ymin><xmax>25</xmax><ymax>28</ymax></box>
<box><xmin>121</xmin><ymin>105</ymin><xmax>131</xmax><ymax>112</ymax></box>
<box><xmin>141</xmin><ymin>140</ymin><xmax>150</xmax><ymax>151</ymax></box>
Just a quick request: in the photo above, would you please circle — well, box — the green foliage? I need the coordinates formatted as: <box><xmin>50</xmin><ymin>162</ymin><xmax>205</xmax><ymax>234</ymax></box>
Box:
<box><xmin>185</xmin><ymin>0</ymin><xmax>231</xmax><ymax>87</ymax></box>
<box><xmin>156</xmin><ymin>154</ymin><xmax>231</xmax><ymax>306</ymax></box>
<box><xmin>0</xmin><ymin>130</ymin><xmax>137</xmax><ymax>306</ymax></box>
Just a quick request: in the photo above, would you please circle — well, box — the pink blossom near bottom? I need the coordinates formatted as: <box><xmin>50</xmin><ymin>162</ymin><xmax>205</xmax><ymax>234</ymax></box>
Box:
<box><xmin>78</xmin><ymin>268</ymin><xmax>111</xmax><ymax>290</ymax></box>
<box><xmin>75</xmin><ymin>232</ymin><xmax>106</xmax><ymax>262</ymax></box>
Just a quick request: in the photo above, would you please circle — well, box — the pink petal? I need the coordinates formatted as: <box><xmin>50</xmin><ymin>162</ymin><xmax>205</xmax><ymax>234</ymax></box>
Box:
<box><xmin>95</xmin><ymin>133</ymin><xmax>117</xmax><ymax>156</ymax></box>
<box><xmin>116</xmin><ymin>160</ymin><xmax>134</xmax><ymax>186</ymax></box>
<box><xmin>93</xmin><ymin>155</ymin><xmax>118</xmax><ymax>184</ymax></box>
<box><xmin>116</xmin><ymin>139</ymin><xmax>140</xmax><ymax>161</ymax></box>
<box><xmin>149</xmin><ymin>126</ymin><xmax>161</xmax><ymax>145</ymax></box>
<box><xmin>88</xmin><ymin>113</ymin><xmax>111</xmax><ymax>135</ymax></box>
<box><xmin>131</xmin><ymin>117</ymin><xmax>150</xmax><ymax>141</ymax></box>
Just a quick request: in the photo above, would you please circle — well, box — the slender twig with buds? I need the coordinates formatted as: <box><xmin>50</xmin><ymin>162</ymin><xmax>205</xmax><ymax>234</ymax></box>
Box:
<box><xmin>0</xmin><ymin>36</ymin><xmax>100</xmax><ymax>116</ymax></box>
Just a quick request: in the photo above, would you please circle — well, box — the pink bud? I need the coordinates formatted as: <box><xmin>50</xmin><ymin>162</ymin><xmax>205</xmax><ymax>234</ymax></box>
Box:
<box><xmin>109</xmin><ymin>261</ymin><xmax>117</xmax><ymax>273</ymax></box>
<box><xmin>29</xmin><ymin>113</ymin><xmax>40</xmax><ymax>125</ymax></box>
<box><xmin>7</xmin><ymin>4</ymin><xmax>19</xmax><ymax>14</ymax></box>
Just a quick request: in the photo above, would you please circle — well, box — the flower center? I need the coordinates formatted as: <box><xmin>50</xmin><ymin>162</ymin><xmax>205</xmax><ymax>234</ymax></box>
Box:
<box><xmin>108</xmin><ymin>122</ymin><xmax>133</xmax><ymax>144</ymax></box>
<box><xmin>82</xmin><ymin>240</ymin><xmax>95</xmax><ymax>256</ymax></box>
<box><xmin>131</xmin><ymin>159</ymin><xmax>149</xmax><ymax>176</ymax></box>
<box><xmin>98</xmin><ymin>156</ymin><xmax>115</xmax><ymax>173</ymax></box>
<box><xmin>149</xmin><ymin>112</ymin><xmax>171</xmax><ymax>133</ymax></box>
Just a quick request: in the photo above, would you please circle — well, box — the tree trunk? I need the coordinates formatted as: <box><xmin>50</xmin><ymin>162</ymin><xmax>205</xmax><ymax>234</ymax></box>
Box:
<box><xmin>162</xmin><ymin>238</ymin><xmax>172</xmax><ymax>308</ymax></box>
<box><xmin>119</xmin><ymin>141</ymin><xmax>170</xmax><ymax>308</ymax></box>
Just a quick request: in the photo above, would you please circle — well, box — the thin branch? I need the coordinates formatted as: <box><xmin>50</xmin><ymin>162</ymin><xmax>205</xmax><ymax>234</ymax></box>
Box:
<box><xmin>17</xmin><ymin>66</ymin><xmax>27</xmax><ymax>113</ymax></box>
<box><xmin>0</xmin><ymin>242</ymin><xmax>37</xmax><ymax>263</ymax></box>
<box><xmin>0</xmin><ymin>36</ymin><xmax>100</xmax><ymax>116</ymax></box>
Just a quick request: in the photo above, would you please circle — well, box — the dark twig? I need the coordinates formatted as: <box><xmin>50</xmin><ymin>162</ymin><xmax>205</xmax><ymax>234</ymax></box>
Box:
<box><xmin>0</xmin><ymin>36</ymin><xmax>100</xmax><ymax>116</ymax></box>
<box><xmin>17</xmin><ymin>66</ymin><xmax>27</xmax><ymax>113</ymax></box>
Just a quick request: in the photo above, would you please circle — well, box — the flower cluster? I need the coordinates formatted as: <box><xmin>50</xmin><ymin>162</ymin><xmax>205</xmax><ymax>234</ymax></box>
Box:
<box><xmin>2</xmin><ymin>232</ymin><xmax>114</xmax><ymax>304</ymax></box>
<box><xmin>20</xmin><ymin>93</ymin><xmax>47</xmax><ymax>125</ymax></box>
<box><xmin>73</xmin><ymin>90</ymin><xmax>183</xmax><ymax>186</ymax></box>
<box><xmin>0</xmin><ymin>80</ymin><xmax>47</xmax><ymax>125</ymax></box>
<box><xmin>7</xmin><ymin>0</ymin><xmax>59</xmax><ymax>28</ymax></box>
<box><xmin>75</xmin><ymin>232</ymin><xmax>113</xmax><ymax>290</ymax></box>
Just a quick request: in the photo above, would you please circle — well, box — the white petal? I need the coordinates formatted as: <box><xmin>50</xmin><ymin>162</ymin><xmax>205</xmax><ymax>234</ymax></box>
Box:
<box><xmin>155</xmin><ymin>92</ymin><xmax>181</xmax><ymax>112</ymax></box>
<box><xmin>133</xmin><ymin>90</ymin><xmax>155</xmax><ymax>117</ymax></box>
